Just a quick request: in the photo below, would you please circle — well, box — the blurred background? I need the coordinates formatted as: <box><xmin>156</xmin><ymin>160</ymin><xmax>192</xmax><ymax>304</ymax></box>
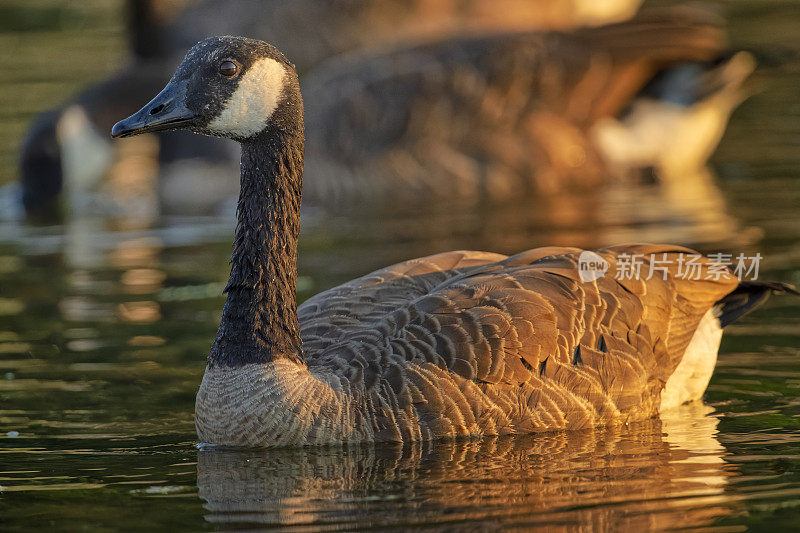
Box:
<box><xmin>1</xmin><ymin>0</ymin><xmax>800</xmax><ymax>530</ymax></box>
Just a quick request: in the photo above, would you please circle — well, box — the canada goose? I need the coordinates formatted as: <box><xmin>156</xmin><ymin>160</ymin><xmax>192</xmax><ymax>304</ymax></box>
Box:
<box><xmin>112</xmin><ymin>37</ymin><xmax>794</xmax><ymax>447</ymax></box>
<box><xmin>21</xmin><ymin>0</ymin><xmax>644</xmax><ymax>215</ymax></box>
<box><xmin>302</xmin><ymin>7</ymin><xmax>754</xmax><ymax>206</ymax></box>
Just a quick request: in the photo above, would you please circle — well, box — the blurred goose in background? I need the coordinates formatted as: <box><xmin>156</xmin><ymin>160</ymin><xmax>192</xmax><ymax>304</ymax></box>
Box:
<box><xmin>19</xmin><ymin>0</ymin><xmax>645</xmax><ymax>215</ymax></box>
<box><xmin>165</xmin><ymin>0</ymin><xmax>645</xmax><ymax>72</ymax></box>
<box><xmin>112</xmin><ymin>37</ymin><xmax>793</xmax><ymax>446</ymax></box>
<box><xmin>302</xmin><ymin>6</ymin><xmax>755</xmax><ymax>207</ymax></box>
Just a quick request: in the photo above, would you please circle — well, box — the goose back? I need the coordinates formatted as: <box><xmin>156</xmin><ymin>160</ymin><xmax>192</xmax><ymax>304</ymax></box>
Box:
<box><xmin>167</xmin><ymin>0</ymin><xmax>644</xmax><ymax>73</ymax></box>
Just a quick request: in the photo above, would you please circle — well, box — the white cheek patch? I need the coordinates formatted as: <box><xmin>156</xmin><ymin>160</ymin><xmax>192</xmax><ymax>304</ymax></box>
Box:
<box><xmin>207</xmin><ymin>58</ymin><xmax>286</xmax><ymax>138</ymax></box>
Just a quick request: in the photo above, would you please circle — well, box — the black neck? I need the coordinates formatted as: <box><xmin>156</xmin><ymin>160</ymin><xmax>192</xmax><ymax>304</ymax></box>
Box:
<box><xmin>209</xmin><ymin>126</ymin><xmax>305</xmax><ymax>367</ymax></box>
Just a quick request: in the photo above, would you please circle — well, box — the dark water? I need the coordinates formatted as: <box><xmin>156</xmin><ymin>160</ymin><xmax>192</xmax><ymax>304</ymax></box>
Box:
<box><xmin>2</xmin><ymin>1</ymin><xmax>800</xmax><ymax>531</ymax></box>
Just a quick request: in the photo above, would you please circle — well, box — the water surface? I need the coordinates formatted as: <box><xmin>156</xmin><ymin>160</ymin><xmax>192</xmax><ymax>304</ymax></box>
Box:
<box><xmin>1</xmin><ymin>1</ymin><xmax>800</xmax><ymax>530</ymax></box>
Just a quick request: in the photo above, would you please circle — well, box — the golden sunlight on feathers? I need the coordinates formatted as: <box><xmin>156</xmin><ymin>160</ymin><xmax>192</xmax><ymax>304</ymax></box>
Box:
<box><xmin>197</xmin><ymin>245</ymin><xmax>738</xmax><ymax>446</ymax></box>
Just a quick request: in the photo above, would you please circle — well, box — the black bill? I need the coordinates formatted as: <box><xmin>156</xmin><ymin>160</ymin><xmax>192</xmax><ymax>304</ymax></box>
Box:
<box><xmin>111</xmin><ymin>80</ymin><xmax>197</xmax><ymax>138</ymax></box>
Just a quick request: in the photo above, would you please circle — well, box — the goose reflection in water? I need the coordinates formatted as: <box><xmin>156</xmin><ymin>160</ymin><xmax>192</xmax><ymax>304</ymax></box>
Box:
<box><xmin>197</xmin><ymin>403</ymin><xmax>736</xmax><ymax>530</ymax></box>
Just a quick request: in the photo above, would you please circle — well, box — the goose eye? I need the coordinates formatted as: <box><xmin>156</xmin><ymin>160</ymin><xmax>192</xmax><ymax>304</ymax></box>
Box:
<box><xmin>219</xmin><ymin>61</ymin><xmax>238</xmax><ymax>77</ymax></box>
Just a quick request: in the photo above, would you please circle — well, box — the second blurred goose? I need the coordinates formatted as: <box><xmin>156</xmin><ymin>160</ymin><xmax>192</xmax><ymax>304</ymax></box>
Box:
<box><xmin>303</xmin><ymin>6</ymin><xmax>754</xmax><ymax>206</ymax></box>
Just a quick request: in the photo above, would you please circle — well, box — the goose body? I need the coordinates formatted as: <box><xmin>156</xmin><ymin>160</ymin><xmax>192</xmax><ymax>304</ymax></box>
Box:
<box><xmin>196</xmin><ymin>246</ymin><xmax>733</xmax><ymax>445</ymax></box>
<box><xmin>111</xmin><ymin>36</ymin><xmax>793</xmax><ymax>447</ymax></box>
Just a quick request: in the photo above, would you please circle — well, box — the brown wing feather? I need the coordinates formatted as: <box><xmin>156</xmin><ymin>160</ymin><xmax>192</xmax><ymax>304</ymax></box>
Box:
<box><xmin>299</xmin><ymin>245</ymin><xmax>737</xmax><ymax>431</ymax></box>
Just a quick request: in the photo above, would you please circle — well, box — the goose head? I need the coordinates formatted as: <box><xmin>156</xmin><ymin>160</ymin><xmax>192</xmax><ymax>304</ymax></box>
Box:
<box><xmin>112</xmin><ymin>36</ymin><xmax>302</xmax><ymax>142</ymax></box>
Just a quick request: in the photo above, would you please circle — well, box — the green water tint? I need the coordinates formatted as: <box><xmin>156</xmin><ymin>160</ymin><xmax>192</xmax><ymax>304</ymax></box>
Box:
<box><xmin>1</xmin><ymin>0</ymin><xmax>800</xmax><ymax>530</ymax></box>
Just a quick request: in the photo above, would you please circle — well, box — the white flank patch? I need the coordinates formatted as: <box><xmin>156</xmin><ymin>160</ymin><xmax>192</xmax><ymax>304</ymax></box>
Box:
<box><xmin>660</xmin><ymin>309</ymin><xmax>723</xmax><ymax>411</ymax></box>
<box><xmin>207</xmin><ymin>58</ymin><xmax>286</xmax><ymax>138</ymax></box>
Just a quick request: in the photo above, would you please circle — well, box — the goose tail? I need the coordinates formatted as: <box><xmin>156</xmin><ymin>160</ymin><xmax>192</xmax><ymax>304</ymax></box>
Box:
<box><xmin>592</xmin><ymin>51</ymin><xmax>755</xmax><ymax>182</ymax></box>
<box><xmin>716</xmin><ymin>281</ymin><xmax>799</xmax><ymax>328</ymax></box>
<box><xmin>645</xmin><ymin>50</ymin><xmax>755</xmax><ymax>108</ymax></box>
